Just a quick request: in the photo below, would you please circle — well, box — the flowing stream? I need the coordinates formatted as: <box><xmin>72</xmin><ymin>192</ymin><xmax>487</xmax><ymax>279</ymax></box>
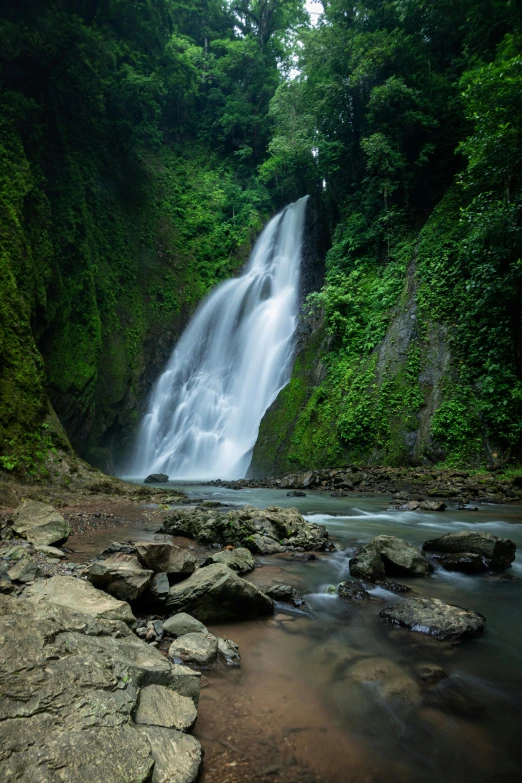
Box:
<box><xmin>132</xmin><ymin>196</ymin><xmax>309</xmax><ymax>480</ymax></box>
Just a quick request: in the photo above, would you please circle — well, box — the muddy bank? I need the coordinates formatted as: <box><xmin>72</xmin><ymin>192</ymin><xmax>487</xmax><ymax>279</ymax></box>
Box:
<box><xmin>207</xmin><ymin>466</ymin><xmax>522</xmax><ymax>505</ymax></box>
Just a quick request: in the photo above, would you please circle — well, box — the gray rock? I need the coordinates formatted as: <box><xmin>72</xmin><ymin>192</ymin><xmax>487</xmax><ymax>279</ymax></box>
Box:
<box><xmin>24</xmin><ymin>574</ymin><xmax>135</xmax><ymax>624</ymax></box>
<box><xmin>150</xmin><ymin>572</ymin><xmax>170</xmax><ymax>602</ymax></box>
<box><xmin>136</xmin><ymin>725</ymin><xmax>202</xmax><ymax>783</ymax></box>
<box><xmin>419</xmin><ymin>501</ymin><xmax>446</xmax><ymax>511</ymax></box>
<box><xmin>216</xmin><ymin>636</ymin><xmax>241</xmax><ymax>665</ymax></box>
<box><xmin>286</xmin><ymin>490</ymin><xmax>306</xmax><ymax>497</ymax></box>
<box><xmin>135</xmin><ymin>685</ymin><xmax>197</xmax><ymax>732</ymax></box>
<box><xmin>202</xmin><ymin>546</ymin><xmax>255</xmax><ymax>573</ymax></box>
<box><xmin>165</xmin><ymin>563</ymin><xmax>274</xmax><ymax>622</ymax></box>
<box><xmin>161</xmin><ymin>505</ymin><xmax>329</xmax><ymax>552</ymax></box>
<box><xmin>0</xmin><ymin>594</ymin><xmax>201</xmax><ymax>783</ymax></box>
<box><xmin>36</xmin><ymin>545</ymin><xmax>67</xmax><ymax>558</ymax></box>
<box><xmin>7</xmin><ymin>555</ymin><xmax>40</xmax><ymax>583</ymax></box>
<box><xmin>350</xmin><ymin>535</ymin><xmax>432</xmax><ymax>582</ymax></box>
<box><xmin>438</xmin><ymin>552</ymin><xmax>488</xmax><ymax>574</ymax></box>
<box><xmin>379</xmin><ymin>597</ymin><xmax>486</xmax><ymax>641</ymax></box>
<box><xmin>144</xmin><ymin>474</ymin><xmax>169</xmax><ymax>484</ymax></box>
<box><xmin>136</xmin><ymin>542</ymin><xmax>197</xmax><ymax>580</ymax></box>
<box><xmin>163</xmin><ymin>612</ymin><xmax>208</xmax><ymax>637</ymax></box>
<box><xmin>10</xmin><ymin>500</ymin><xmax>71</xmax><ymax>546</ymax></box>
<box><xmin>423</xmin><ymin>530</ymin><xmax>516</xmax><ymax>569</ymax></box>
<box><xmin>263</xmin><ymin>584</ymin><xmax>305</xmax><ymax>606</ymax></box>
<box><xmin>87</xmin><ymin>554</ymin><xmax>153</xmax><ymax>601</ymax></box>
<box><xmin>338</xmin><ymin>581</ymin><xmax>370</xmax><ymax>601</ymax></box>
<box><xmin>169</xmin><ymin>632</ymin><xmax>218</xmax><ymax>666</ymax></box>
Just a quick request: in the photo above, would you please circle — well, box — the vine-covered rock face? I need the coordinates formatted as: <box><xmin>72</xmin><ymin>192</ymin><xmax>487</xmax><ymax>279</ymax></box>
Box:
<box><xmin>160</xmin><ymin>505</ymin><xmax>329</xmax><ymax>554</ymax></box>
<box><xmin>349</xmin><ymin>535</ymin><xmax>433</xmax><ymax>582</ymax></box>
<box><xmin>422</xmin><ymin>531</ymin><xmax>516</xmax><ymax>570</ymax></box>
<box><xmin>379</xmin><ymin>597</ymin><xmax>486</xmax><ymax>641</ymax></box>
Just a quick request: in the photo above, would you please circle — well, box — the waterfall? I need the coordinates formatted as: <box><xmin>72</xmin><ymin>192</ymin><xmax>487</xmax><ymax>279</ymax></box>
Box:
<box><xmin>132</xmin><ymin>195</ymin><xmax>309</xmax><ymax>480</ymax></box>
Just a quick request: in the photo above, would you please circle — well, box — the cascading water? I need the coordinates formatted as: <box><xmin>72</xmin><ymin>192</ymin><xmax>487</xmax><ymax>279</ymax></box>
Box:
<box><xmin>132</xmin><ymin>195</ymin><xmax>309</xmax><ymax>480</ymax></box>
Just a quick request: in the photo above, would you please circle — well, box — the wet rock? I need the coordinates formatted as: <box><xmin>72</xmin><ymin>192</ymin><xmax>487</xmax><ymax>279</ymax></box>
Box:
<box><xmin>338</xmin><ymin>581</ymin><xmax>370</xmax><ymax>601</ymax></box>
<box><xmin>10</xmin><ymin>500</ymin><xmax>71</xmax><ymax>547</ymax></box>
<box><xmin>24</xmin><ymin>574</ymin><xmax>135</xmax><ymax>623</ymax></box>
<box><xmin>168</xmin><ymin>632</ymin><xmax>218</xmax><ymax>666</ymax></box>
<box><xmin>286</xmin><ymin>490</ymin><xmax>306</xmax><ymax>497</ymax></box>
<box><xmin>438</xmin><ymin>552</ymin><xmax>488</xmax><ymax>574</ymax></box>
<box><xmin>376</xmin><ymin>580</ymin><xmax>411</xmax><ymax>593</ymax></box>
<box><xmin>291</xmin><ymin>552</ymin><xmax>318</xmax><ymax>561</ymax></box>
<box><xmin>349</xmin><ymin>657</ymin><xmax>421</xmax><ymax>712</ymax></box>
<box><xmin>144</xmin><ymin>474</ymin><xmax>169</xmax><ymax>484</ymax></box>
<box><xmin>150</xmin><ymin>572</ymin><xmax>170</xmax><ymax>603</ymax></box>
<box><xmin>135</xmin><ymin>684</ymin><xmax>197</xmax><ymax>732</ymax></box>
<box><xmin>136</xmin><ymin>725</ymin><xmax>202</xmax><ymax>783</ymax></box>
<box><xmin>87</xmin><ymin>554</ymin><xmax>153</xmax><ymax>601</ymax></box>
<box><xmin>0</xmin><ymin>594</ymin><xmax>201</xmax><ymax>783</ymax></box>
<box><xmin>419</xmin><ymin>501</ymin><xmax>446</xmax><ymax>511</ymax></box>
<box><xmin>136</xmin><ymin>542</ymin><xmax>197</xmax><ymax>580</ymax></box>
<box><xmin>202</xmin><ymin>546</ymin><xmax>255</xmax><ymax>574</ymax></box>
<box><xmin>263</xmin><ymin>584</ymin><xmax>305</xmax><ymax>606</ymax></box>
<box><xmin>165</xmin><ymin>563</ymin><xmax>274</xmax><ymax>622</ymax></box>
<box><xmin>350</xmin><ymin>535</ymin><xmax>432</xmax><ymax>582</ymax></box>
<box><xmin>103</xmin><ymin>541</ymin><xmax>136</xmax><ymax>555</ymax></box>
<box><xmin>423</xmin><ymin>677</ymin><xmax>487</xmax><ymax>718</ymax></box>
<box><xmin>415</xmin><ymin>663</ymin><xmax>448</xmax><ymax>685</ymax></box>
<box><xmin>400</xmin><ymin>500</ymin><xmax>420</xmax><ymax>511</ymax></box>
<box><xmin>163</xmin><ymin>613</ymin><xmax>208</xmax><ymax>638</ymax></box>
<box><xmin>216</xmin><ymin>636</ymin><xmax>241</xmax><ymax>665</ymax></box>
<box><xmin>422</xmin><ymin>530</ymin><xmax>516</xmax><ymax>569</ymax></box>
<box><xmin>379</xmin><ymin>597</ymin><xmax>486</xmax><ymax>641</ymax></box>
<box><xmin>161</xmin><ymin>505</ymin><xmax>329</xmax><ymax>553</ymax></box>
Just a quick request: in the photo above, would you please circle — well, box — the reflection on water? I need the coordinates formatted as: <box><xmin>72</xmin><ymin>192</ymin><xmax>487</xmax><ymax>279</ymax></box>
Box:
<box><xmin>76</xmin><ymin>485</ymin><xmax>522</xmax><ymax>781</ymax></box>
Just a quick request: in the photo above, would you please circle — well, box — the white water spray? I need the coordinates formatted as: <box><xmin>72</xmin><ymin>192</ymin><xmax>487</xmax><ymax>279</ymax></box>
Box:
<box><xmin>132</xmin><ymin>195</ymin><xmax>309</xmax><ymax>480</ymax></box>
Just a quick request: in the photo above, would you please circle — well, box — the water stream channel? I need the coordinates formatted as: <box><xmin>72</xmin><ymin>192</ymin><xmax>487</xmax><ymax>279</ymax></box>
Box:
<box><xmin>68</xmin><ymin>485</ymin><xmax>522</xmax><ymax>783</ymax></box>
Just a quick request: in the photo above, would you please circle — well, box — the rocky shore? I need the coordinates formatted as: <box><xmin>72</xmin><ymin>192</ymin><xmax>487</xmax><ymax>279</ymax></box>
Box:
<box><xmin>206</xmin><ymin>466</ymin><xmax>522</xmax><ymax>504</ymax></box>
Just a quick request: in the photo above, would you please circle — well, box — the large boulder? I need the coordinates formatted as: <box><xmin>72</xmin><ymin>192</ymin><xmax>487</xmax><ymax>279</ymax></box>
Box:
<box><xmin>438</xmin><ymin>552</ymin><xmax>488</xmax><ymax>574</ymax></box>
<box><xmin>169</xmin><ymin>632</ymin><xmax>218</xmax><ymax>666</ymax></box>
<box><xmin>0</xmin><ymin>594</ymin><xmax>201</xmax><ymax>783</ymax></box>
<box><xmin>136</xmin><ymin>542</ymin><xmax>197</xmax><ymax>580</ymax></box>
<box><xmin>87</xmin><ymin>554</ymin><xmax>153</xmax><ymax>601</ymax></box>
<box><xmin>165</xmin><ymin>563</ymin><xmax>274</xmax><ymax>623</ymax></box>
<box><xmin>24</xmin><ymin>574</ymin><xmax>135</xmax><ymax>624</ymax></box>
<box><xmin>350</xmin><ymin>535</ymin><xmax>432</xmax><ymax>581</ymax></box>
<box><xmin>10</xmin><ymin>500</ymin><xmax>71</xmax><ymax>547</ymax></box>
<box><xmin>161</xmin><ymin>505</ymin><xmax>329</xmax><ymax>553</ymax></box>
<box><xmin>144</xmin><ymin>474</ymin><xmax>169</xmax><ymax>484</ymax></box>
<box><xmin>202</xmin><ymin>546</ymin><xmax>255</xmax><ymax>574</ymax></box>
<box><xmin>379</xmin><ymin>597</ymin><xmax>486</xmax><ymax>641</ymax></box>
<box><xmin>422</xmin><ymin>530</ymin><xmax>516</xmax><ymax>569</ymax></box>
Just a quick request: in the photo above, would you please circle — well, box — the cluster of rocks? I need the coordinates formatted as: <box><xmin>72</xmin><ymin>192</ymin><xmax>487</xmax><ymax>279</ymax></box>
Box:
<box><xmin>160</xmin><ymin>504</ymin><xmax>330</xmax><ymax>554</ymax></box>
<box><xmin>206</xmin><ymin>466</ymin><xmax>522</xmax><ymax>504</ymax></box>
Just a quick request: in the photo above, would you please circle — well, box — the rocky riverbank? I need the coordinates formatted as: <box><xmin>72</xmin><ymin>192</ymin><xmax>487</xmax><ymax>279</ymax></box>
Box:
<box><xmin>206</xmin><ymin>466</ymin><xmax>522</xmax><ymax>505</ymax></box>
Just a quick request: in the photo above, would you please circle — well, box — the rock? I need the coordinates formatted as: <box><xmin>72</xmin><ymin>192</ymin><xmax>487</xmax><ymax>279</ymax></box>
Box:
<box><xmin>165</xmin><ymin>563</ymin><xmax>274</xmax><ymax>622</ymax></box>
<box><xmin>419</xmin><ymin>501</ymin><xmax>446</xmax><ymax>511</ymax></box>
<box><xmin>160</xmin><ymin>505</ymin><xmax>329</xmax><ymax>553</ymax></box>
<box><xmin>136</xmin><ymin>725</ymin><xmax>202</xmax><ymax>783</ymax></box>
<box><xmin>350</xmin><ymin>535</ymin><xmax>432</xmax><ymax>581</ymax></box>
<box><xmin>263</xmin><ymin>583</ymin><xmax>305</xmax><ymax>606</ymax></box>
<box><xmin>24</xmin><ymin>574</ymin><xmax>135</xmax><ymax>624</ymax></box>
<box><xmin>0</xmin><ymin>567</ymin><xmax>12</xmax><ymax>594</ymax></box>
<box><xmin>376</xmin><ymin>580</ymin><xmax>411</xmax><ymax>593</ymax></box>
<box><xmin>10</xmin><ymin>500</ymin><xmax>70</xmax><ymax>547</ymax></box>
<box><xmin>0</xmin><ymin>594</ymin><xmax>200</xmax><ymax>783</ymax></box>
<box><xmin>35</xmin><ymin>545</ymin><xmax>66</xmax><ymax>558</ymax></box>
<box><xmin>7</xmin><ymin>555</ymin><xmax>40</xmax><ymax>583</ymax></box>
<box><xmin>286</xmin><ymin>490</ymin><xmax>306</xmax><ymax>497</ymax></box>
<box><xmin>349</xmin><ymin>657</ymin><xmax>421</xmax><ymax>712</ymax></box>
<box><xmin>379</xmin><ymin>597</ymin><xmax>486</xmax><ymax>641</ymax></box>
<box><xmin>136</xmin><ymin>542</ymin><xmax>196</xmax><ymax>580</ymax></box>
<box><xmin>163</xmin><ymin>613</ymin><xmax>208</xmax><ymax>638</ymax></box>
<box><xmin>135</xmin><ymin>685</ymin><xmax>197</xmax><ymax>732</ymax></box>
<box><xmin>87</xmin><ymin>554</ymin><xmax>153</xmax><ymax>601</ymax></box>
<box><xmin>291</xmin><ymin>552</ymin><xmax>318</xmax><ymax>561</ymax></box>
<box><xmin>202</xmin><ymin>546</ymin><xmax>255</xmax><ymax>574</ymax></box>
<box><xmin>338</xmin><ymin>581</ymin><xmax>370</xmax><ymax>601</ymax></box>
<box><xmin>150</xmin><ymin>572</ymin><xmax>170</xmax><ymax>603</ymax></box>
<box><xmin>144</xmin><ymin>474</ymin><xmax>169</xmax><ymax>484</ymax></box>
<box><xmin>423</xmin><ymin>677</ymin><xmax>487</xmax><ymax>718</ymax></box>
<box><xmin>169</xmin><ymin>632</ymin><xmax>218</xmax><ymax>666</ymax></box>
<box><xmin>400</xmin><ymin>501</ymin><xmax>420</xmax><ymax>511</ymax></box>
<box><xmin>422</xmin><ymin>530</ymin><xmax>516</xmax><ymax>569</ymax></box>
<box><xmin>438</xmin><ymin>552</ymin><xmax>488</xmax><ymax>574</ymax></box>
<box><xmin>216</xmin><ymin>636</ymin><xmax>241</xmax><ymax>665</ymax></box>
<box><xmin>415</xmin><ymin>663</ymin><xmax>448</xmax><ymax>685</ymax></box>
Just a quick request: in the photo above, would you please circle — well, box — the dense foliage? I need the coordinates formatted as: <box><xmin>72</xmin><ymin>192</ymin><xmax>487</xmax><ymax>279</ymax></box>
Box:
<box><xmin>1</xmin><ymin>0</ymin><xmax>522</xmax><ymax>477</ymax></box>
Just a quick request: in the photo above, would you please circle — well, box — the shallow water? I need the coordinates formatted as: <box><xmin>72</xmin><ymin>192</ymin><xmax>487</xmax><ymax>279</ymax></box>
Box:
<box><xmin>77</xmin><ymin>485</ymin><xmax>522</xmax><ymax>781</ymax></box>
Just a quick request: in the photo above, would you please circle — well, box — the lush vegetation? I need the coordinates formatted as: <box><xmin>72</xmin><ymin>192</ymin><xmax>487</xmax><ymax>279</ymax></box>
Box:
<box><xmin>1</xmin><ymin>0</ymin><xmax>522</xmax><ymax>477</ymax></box>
